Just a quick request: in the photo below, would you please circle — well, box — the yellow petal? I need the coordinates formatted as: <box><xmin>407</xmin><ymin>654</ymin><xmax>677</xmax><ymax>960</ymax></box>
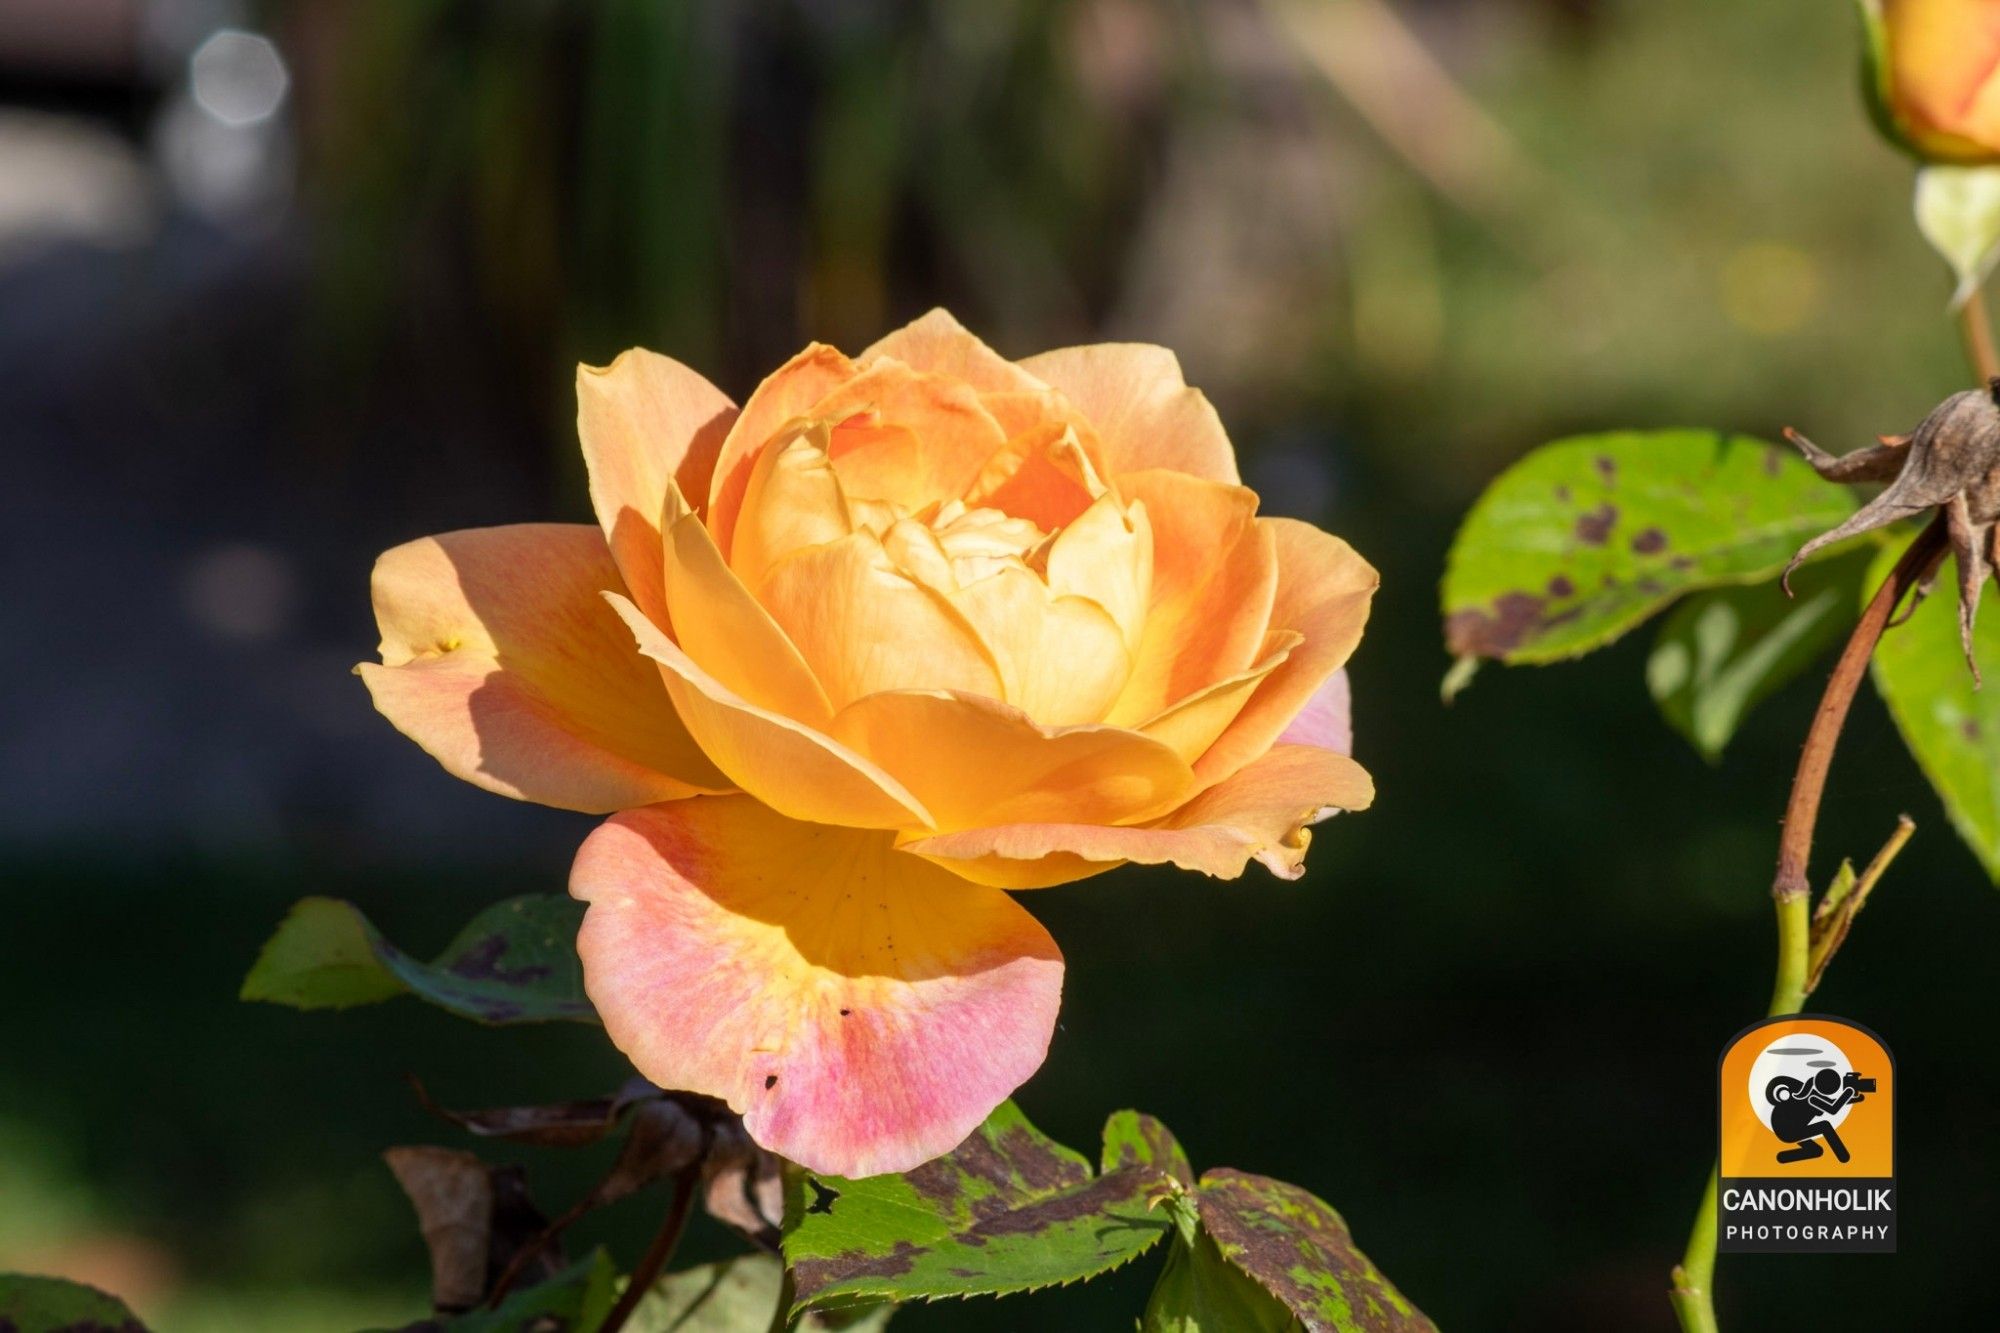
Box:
<box><xmin>573</xmin><ymin>797</ymin><xmax>1062</xmax><ymax>1178</ymax></box>
<box><xmin>1043</xmin><ymin>491</ymin><xmax>1152</xmax><ymax>653</ymax></box>
<box><xmin>962</xmin><ymin>422</ymin><xmax>1107</xmax><ymax>532</ymax></box>
<box><xmin>1018</xmin><ymin>342</ymin><xmax>1240</xmax><ymax>484</ymax></box>
<box><xmin>947</xmin><ymin>564</ymin><xmax>1133</xmax><ymax>725</ymax></box>
<box><xmin>361</xmin><ymin>524</ymin><xmax>726</xmax><ymax>811</ymax></box>
<box><xmin>810</xmin><ymin>358</ymin><xmax>1010</xmax><ymax>514</ymax></box>
<box><xmin>1137</xmin><ymin>633</ymin><xmax>1298</xmax><ymax>765</ymax></box>
<box><xmin>605</xmin><ymin>592</ymin><xmax>934</xmax><ymax>830</ymax></box>
<box><xmin>903</xmin><ymin>743</ymin><xmax>1373</xmax><ymax>888</ymax></box>
<box><xmin>1193</xmin><ymin>519</ymin><xmax>1378</xmax><ymax>787</ymax></box>
<box><xmin>661</xmin><ymin>502</ymin><xmax>834</xmax><ymax>727</ymax></box>
<box><xmin>753</xmin><ymin>530</ymin><xmax>1004</xmax><ymax>709</ymax></box>
<box><xmin>830</xmin><ymin>690</ymin><xmax>1194</xmax><ymax>833</ymax></box>
<box><xmin>860</xmin><ymin>307</ymin><xmax>1045</xmax><ymax>393</ymax></box>
<box><xmin>727</xmin><ymin>423</ymin><xmax>855</xmax><ymax>591</ymax></box>
<box><xmin>1105</xmin><ymin>469</ymin><xmax>1277</xmax><ymax>726</ymax></box>
<box><xmin>576</xmin><ymin>350</ymin><xmax>739</xmax><ymax>622</ymax></box>
<box><xmin>707</xmin><ymin>343</ymin><xmax>857</xmax><ymax>559</ymax></box>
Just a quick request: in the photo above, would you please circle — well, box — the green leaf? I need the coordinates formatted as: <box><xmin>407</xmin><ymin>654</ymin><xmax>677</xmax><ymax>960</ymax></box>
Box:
<box><xmin>446</xmin><ymin>1249</ymin><xmax>617</xmax><ymax>1333</ymax></box>
<box><xmin>1100</xmin><ymin>1108</ymin><xmax>1195</xmax><ymax>1187</ymax></box>
<box><xmin>1915</xmin><ymin>165</ymin><xmax>2000</xmax><ymax>307</ymax></box>
<box><xmin>623</xmin><ymin>1256</ymin><xmax>891</xmax><ymax>1332</ymax></box>
<box><xmin>1191</xmin><ymin>1171</ymin><xmax>1433</xmax><ymax>1333</ymax></box>
<box><xmin>241</xmin><ymin>895</ymin><xmax>595</xmax><ymax>1025</ymax></box>
<box><xmin>1441</xmin><ymin>431</ymin><xmax>1855</xmax><ymax>671</ymax></box>
<box><xmin>1646</xmin><ymin>546</ymin><xmax>1875</xmax><ymax>760</ymax></box>
<box><xmin>0</xmin><ymin>1273</ymin><xmax>149</xmax><ymax>1332</ymax></box>
<box><xmin>1143</xmin><ymin>1195</ymin><xmax>1297</xmax><ymax>1333</ymax></box>
<box><xmin>782</xmin><ymin>1102</ymin><xmax>1181</xmax><ymax>1314</ymax></box>
<box><xmin>1867</xmin><ymin>540</ymin><xmax>2000</xmax><ymax>881</ymax></box>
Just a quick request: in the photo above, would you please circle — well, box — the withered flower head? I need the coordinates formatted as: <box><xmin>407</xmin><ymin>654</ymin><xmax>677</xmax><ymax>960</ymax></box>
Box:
<box><xmin>1783</xmin><ymin>378</ymin><xmax>2000</xmax><ymax>682</ymax></box>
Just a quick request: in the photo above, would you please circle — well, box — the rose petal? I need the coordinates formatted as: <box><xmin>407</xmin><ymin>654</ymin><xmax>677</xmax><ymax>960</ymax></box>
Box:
<box><xmin>902</xmin><ymin>743</ymin><xmax>1374</xmax><ymax>888</ymax></box>
<box><xmin>860</xmin><ymin>307</ymin><xmax>1045</xmax><ymax>394</ymax></box>
<box><xmin>727</xmin><ymin>424</ymin><xmax>857</xmax><ymax>590</ymax></box>
<box><xmin>830</xmin><ymin>689</ymin><xmax>1196</xmax><ymax>833</ymax></box>
<box><xmin>577</xmin><ymin>351</ymin><xmax>739</xmax><ymax>622</ymax></box>
<box><xmin>659</xmin><ymin>487</ymin><xmax>835</xmax><ymax>727</ymax></box>
<box><xmin>945</xmin><ymin>564</ymin><xmax>1134</xmax><ymax>726</ymax></box>
<box><xmin>572</xmin><ymin>797</ymin><xmax>1064</xmax><ymax>1178</ymax></box>
<box><xmin>1043</xmin><ymin>490</ymin><xmax>1152</xmax><ymax>653</ymax></box>
<box><xmin>1104</xmin><ymin>469</ymin><xmax>1277</xmax><ymax>727</ymax></box>
<box><xmin>1192</xmin><ymin>519</ymin><xmax>1376</xmax><ymax>787</ymax></box>
<box><xmin>810</xmin><ymin>359</ymin><xmax>1011</xmax><ymax>515</ymax></box>
<box><xmin>1277</xmin><ymin>668</ymin><xmax>1352</xmax><ymax>756</ymax></box>
<box><xmin>360</xmin><ymin>525</ymin><xmax>726</xmax><ymax>811</ymax></box>
<box><xmin>707</xmin><ymin>344</ymin><xmax>858</xmax><ymax>559</ymax></box>
<box><xmin>1137</xmin><ymin>635</ymin><xmax>1297</xmax><ymax>765</ymax></box>
<box><xmin>754</xmin><ymin>530</ymin><xmax>1005</xmax><ymax>709</ymax></box>
<box><xmin>1017</xmin><ymin>343</ymin><xmax>1240</xmax><ymax>484</ymax></box>
<box><xmin>605</xmin><ymin>592</ymin><xmax>934</xmax><ymax>830</ymax></box>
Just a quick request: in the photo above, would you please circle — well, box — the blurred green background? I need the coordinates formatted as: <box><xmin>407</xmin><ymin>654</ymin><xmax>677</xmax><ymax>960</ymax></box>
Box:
<box><xmin>3</xmin><ymin>0</ymin><xmax>1997</xmax><ymax>1328</ymax></box>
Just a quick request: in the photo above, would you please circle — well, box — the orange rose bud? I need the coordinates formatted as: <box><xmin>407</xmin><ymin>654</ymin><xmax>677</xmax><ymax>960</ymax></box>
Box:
<box><xmin>1865</xmin><ymin>0</ymin><xmax>2000</xmax><ymax>163</ymax></box>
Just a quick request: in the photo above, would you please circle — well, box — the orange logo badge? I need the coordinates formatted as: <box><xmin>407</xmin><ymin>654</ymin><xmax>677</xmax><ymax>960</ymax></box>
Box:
<box><xmin>1717</xmin><ymin>1015</ymin><xmax>1895</xmax><ymax>1252</ymax></box>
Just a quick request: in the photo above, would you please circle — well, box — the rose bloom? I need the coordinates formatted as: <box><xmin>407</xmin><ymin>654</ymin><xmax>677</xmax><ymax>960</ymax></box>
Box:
<box><xmin>361</xmin><ymin>311</ymin><xmax>1374</xmax><ymax>1176</ymax></box>
<box><xmin>1871</xmin><ymin>0</ymin><xmax>2000</xmax><ymax>162</ymax></box>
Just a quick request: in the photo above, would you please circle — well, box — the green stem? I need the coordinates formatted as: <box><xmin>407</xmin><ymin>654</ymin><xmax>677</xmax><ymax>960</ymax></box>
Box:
<box><xmin>1668</xmin><ymin>520</ymin><xmax>1947</xmax><ymax>1333</ymax></box>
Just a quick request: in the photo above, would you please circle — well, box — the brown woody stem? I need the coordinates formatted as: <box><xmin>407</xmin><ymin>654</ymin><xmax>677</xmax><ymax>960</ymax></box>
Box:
<box><xmin>600</xmin><ymin>1161</ymin><xmax>703</xmax><ymax>1333</ymax></box>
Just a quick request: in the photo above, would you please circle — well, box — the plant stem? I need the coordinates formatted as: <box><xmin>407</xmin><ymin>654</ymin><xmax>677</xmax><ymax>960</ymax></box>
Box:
<box><xmin>767</xmin><ymin>1264</ymin><xmax>797</xmax><ymax>1333</ymax></box>
<box><xmin>1962</xmin><ymin>286</ymin><xmax>2000</xmax><ymax>381</ymax></box>
<box><xmin>600</xmin><ymin>1162</ymin><xmax>703</xmax><ymax>1333</ymax></box>
<box><xmin>1668</xmin><ymin>517</ymin><xmax>1948</xmax><ymax>1333</ymax></box>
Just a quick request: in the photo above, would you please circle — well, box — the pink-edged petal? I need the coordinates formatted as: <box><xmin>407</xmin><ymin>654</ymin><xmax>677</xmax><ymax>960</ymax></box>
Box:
<box><xmin>707</xmin><ymin>344</ymin><xmax>858</xmax><ymax>560</ymax></box>
<box><xmin>1277</xmin><ymin>668</ymin><xmax>1352</xmax><ymax>756</ymax></box>
<box><xmin>604</xmin><ymin>592</ymin><xmax>934</xmax><ymax>831</ymax></box>
<box><xmin>902</xmin><ymin>743</ymin><xmax>1373</xmax><ymax>888</ymax></box>
<box><xmin>828</xmin><ymin>689</ymin><xmax>1196</xmax><ymax>833</ymax></box>
<box><xmin>1017</xmin><ymin>343</ymin><xmax>1240</xmax><ymax>484</ymax></box>
<box><xmin>572</xmin><ymin>797</ymin><xmax>1064</xmax><ymax>1178</ymax></box>
<box><xmin>577</xmin><ymin>350</ymin><xmax>739</xmax><ymax>622</ymax></box>
<box><xmin>1192</xmin><ymin>519</ymin><xmax>1377</xmax><ymax>787</ymax></box>
<box><xmin>860</xmin><ymin>307</ymin><xmax>1046</xmax><ymax>394</ymax></box>
<box><xmin>359</xmin><ymin>524</ymin><xmax>726</xmax><ymax>812</ymax></box>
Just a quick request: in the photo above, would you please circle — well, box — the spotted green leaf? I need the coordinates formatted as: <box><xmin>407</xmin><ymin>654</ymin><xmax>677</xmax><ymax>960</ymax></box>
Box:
<box><xmin>624</xmin><ymin>1256</ymin><xmax>891</xmax><ymax>1332</ymax></box>
<box><xmin>1867</xmin><ymin>539</ymin><xmax>2000</xmax><ymax>881</ymax></box>
<box><xmin>1189</xmin><ymin>1171</ymin><xmax>1433</xmax><ymax>1333</ymax></box>
<box><xmin>240</xmin><ymin>895</ymin><xmax>595</xmax><ymax>1025</ymax></box>
<box><xmin>0</xmin><ymin>1273</ymin><xmax>148</xmax><ymax>1332</ymax></box>
<box><xmin>1646</xmin><ymin>546</ymin><xmax>1875</xmax><ymax>760</ymax></box>
<box><xmin>1143</xmin><ymin>1194</ymin><xmax>1297</xmax><ymax>1333</ymax></box>
<box><xmin>783</xmin><ymin>1103</ymin><xmax>1181</xmax><ymax>1314</ymax></box>
<box><xmin>1441</xmin><ymin>431</ymin><xmax>1855</xmax><ymax>683</ymax></box>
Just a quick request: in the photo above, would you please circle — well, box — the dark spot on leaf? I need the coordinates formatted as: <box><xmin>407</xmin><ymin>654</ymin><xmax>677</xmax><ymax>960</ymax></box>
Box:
<box><xmin>1595</xmin><ymin>455</ymin><xmax>1617</xmax><ymax>481</ymax></box>
<box><xmin>1546</xmin><ymin>575</ymin><xmax>1575</xmax><ymax>599</ymax></box>
<box><xmin>807</xmin><ymin>1179</ymin><xmax>840</xmax><ymax>1215</ymax></box>
<box><xmin>1962</xmin><ymin>718</ymin><xmax>1982</xmax><ymax>743</ymax></box>
<box><xmin>444</xmin><ymin>934</ymin><xmax>551</xmax><ymax>986</ymax></box>
<box><xmin>1636</xmin><ymin>578</ymin><xmax>1665</xmax><ymax>596</ymax></box>
<box><xmin>1631</xmin><ymin>527</ymin><xmax>1668</xmax><ymax>555</ymax></box>
<box><xmin>791</xmin><ymin>1240</ymin><xmax>924</xmax><ymax>1296</ymax></box>
<box><xmin>1763</xmin><ymin>448</ymin><xmax>1784</xmax><ymax>476</ymax></box>
<box><xmin>1670</xmin><ymin>555</ymin><xmax>1696</xmax><ymax>572</ymax></box>
<box><xmin>1554</xmin><ymin>484</ymin><xmax>1571</xmax><ymax>502</ymax></box>
<box><xmin>1574</xmin><ymin>503</ymin><xmax>1617</xmax><ymax>545</ymax></box>
<box><xmin>949</xmin><ymin>1267</ymin><xmax>981</xmax><ymax>1279</ymax></box>
<box><xmin>1444</xmin><ymin>593</ymin><xmax>1545</xmax><ymax>658</ymax></box>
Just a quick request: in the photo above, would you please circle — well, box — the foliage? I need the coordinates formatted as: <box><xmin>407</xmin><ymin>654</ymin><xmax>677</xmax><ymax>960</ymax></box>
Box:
<box><xmin>240</xmin><ymin>895</ymin><xmax>595</xmax><ymax>1025</ymax></box>
<box><xmin>0</xmin><ymin>1274</ymin><xmax>149</xmax><ymax>1333</ymax></box>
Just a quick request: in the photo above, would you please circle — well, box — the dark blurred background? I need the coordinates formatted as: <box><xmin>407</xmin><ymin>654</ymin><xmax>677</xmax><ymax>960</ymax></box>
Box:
<box><xmin>3</xmin><ymin>0</ymin><xmax>1997</xmax><ymax>1328</ymax></box>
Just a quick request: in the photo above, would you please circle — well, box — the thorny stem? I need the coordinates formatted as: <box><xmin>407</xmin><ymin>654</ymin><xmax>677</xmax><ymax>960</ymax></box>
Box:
<box><xmin>599</xmin><ymin>1162</ymin><xmax>703</xmax><ymax>1333</ymax></box>
<box><xmin>1669</xmin><ymin>516</ymin><xmax>1948</xmax><ymax>1333</ymax></box>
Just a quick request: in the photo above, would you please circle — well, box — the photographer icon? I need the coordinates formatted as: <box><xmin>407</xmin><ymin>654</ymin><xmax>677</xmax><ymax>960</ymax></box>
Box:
<box><xmin>1766</xmin><ymin>1068</ymin><xmax>1875</xmax><ymax>1164</ymax></box>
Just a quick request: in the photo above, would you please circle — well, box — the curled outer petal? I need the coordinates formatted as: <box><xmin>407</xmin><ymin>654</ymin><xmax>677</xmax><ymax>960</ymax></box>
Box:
<box><xmin>572</xmin><ymin>797</ymin><xmax>1064</xmax><ymax>1178</ymax></box>
<box><xmin>901</xmin><ymin>744</ymin><xmax>1373</xmax><ymax>889</ymax></box>
<box><xmin>860</xmin><ymin>307</ymin><xmax>1047</xmax><ymax>394</ymax></box>
<box><xmin>358</xmin><ymin>524</ymin><xmax>725</xmax><ymax>812</ymax></box>
<box><xmin>1018</xmin><ymin>342</ymin><xmax>1241</xmax><ymax>484</ymax></box>
<box><xmin>577</xmin><ymin>351</ymin><xmax>739</xmax><ymax>623</ymax></box>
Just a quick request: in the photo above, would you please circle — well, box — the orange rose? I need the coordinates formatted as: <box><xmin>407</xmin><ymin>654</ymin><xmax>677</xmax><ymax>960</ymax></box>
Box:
<box><xmin>361</xmin><ymin>311</ymin><xmax>1375</xmax><ymax>1175</ymax></box>
<box><xmin>1868</xmin><ymin>0</ymin><xmax>2000</xmax><ymax>162</ymax></box>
